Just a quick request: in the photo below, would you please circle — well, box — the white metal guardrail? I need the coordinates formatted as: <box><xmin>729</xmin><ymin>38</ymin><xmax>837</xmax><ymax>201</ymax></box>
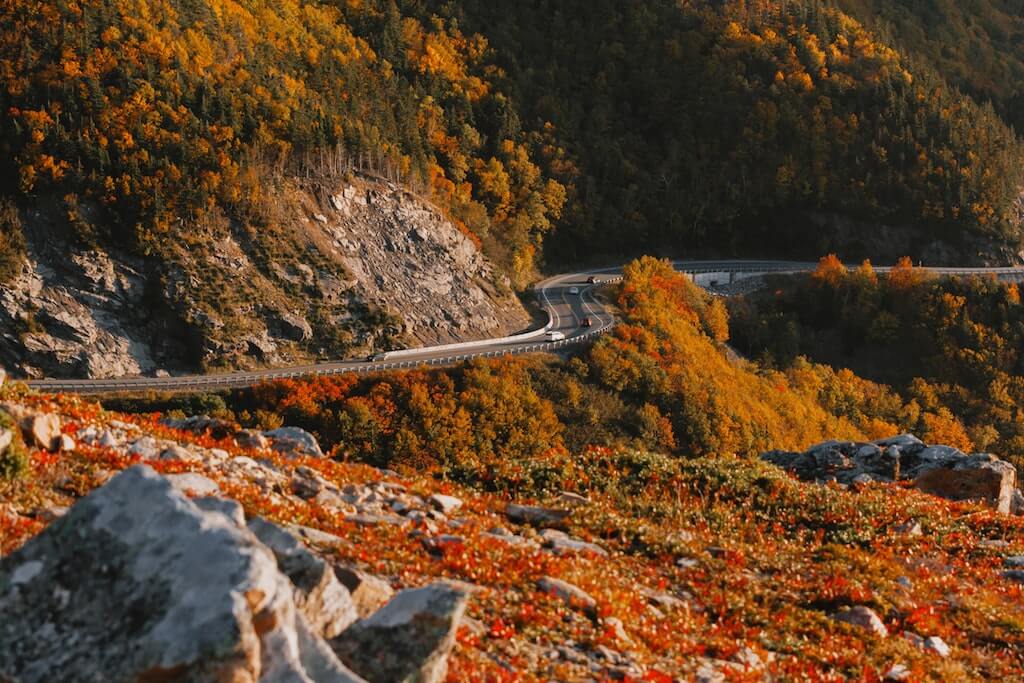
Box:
<box><xmin>26</xmin><ymin>279</ymin><xmax>622</xmax><ymax>393</ymax></box>
<box><xmin>27</xmin><ymin>326</ymin><xmax>616</xmax><ymax>393</ymax></box>
<box><xmin>26</xmin><ymin>261</ymin><xmax>1024</xmax><ymax>394</ymax></box>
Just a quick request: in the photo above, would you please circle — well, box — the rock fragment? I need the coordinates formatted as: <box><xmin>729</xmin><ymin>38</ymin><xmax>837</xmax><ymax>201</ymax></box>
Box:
<box><xmin>248</xmin><ymin>517</ymin><xmax>358</xmax><ymax>639</ymax></box>
<box><xmin>506</xmin><ymin>503</ymin><xmax>571</xmax><ymax>527</ymax></box>
<box><xmin>428</xmin><ymin>494</ymin><xmax>462</xmax><ymax>515</ymax></box>
<box><xmin>832</xmin><ymin>606</ymin><xmax>888</xmax><ymax>637</ymax></box>
<box><xmin>331</xmin><ymin>583</ymin><xmax>469</xmax><ymax>683</ymax></box>
<box><xmin>333</xmin><ymin>566</ymin><xmax>395</xmax><ymax>619</ymax></box>
<box><xmin>537</xmin><ymin>576</ymin><xmax>597</xmax><ymax>617</ymax></box>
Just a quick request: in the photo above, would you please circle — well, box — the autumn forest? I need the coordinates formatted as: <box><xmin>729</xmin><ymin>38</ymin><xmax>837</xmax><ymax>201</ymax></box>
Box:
<box><xmin>3</xmin><ymin>0</ymin><xmax>1024</xmax><ymax>282</ymax></box>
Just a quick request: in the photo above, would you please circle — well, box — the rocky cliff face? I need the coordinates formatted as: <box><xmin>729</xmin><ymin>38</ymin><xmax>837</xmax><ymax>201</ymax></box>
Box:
<box><xmin>0</xmin><ymin>177</ymin><xmax>528</xmax><ymax>379</ymax></box>
<box><xmin>318</xmin><ymin>180</ymin><xmax>529</xmax><ymax>347</ymax></box>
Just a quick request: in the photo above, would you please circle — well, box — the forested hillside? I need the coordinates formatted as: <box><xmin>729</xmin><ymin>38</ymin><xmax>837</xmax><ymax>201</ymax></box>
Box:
<box><xmin>443</xmin><ymin>0</ymin><xmax>1024</xmax><ymax>263</ymax></box>
<box><xmin>730</xmin><ymin>257</ymin><xmax>1024</xmax><ymax>469</ymax></box>
<box><xmin>837</xmin><ymin>0</ymin><xmax>1024</xmax><ymax>131</ymax></box>
<box><xmin>1</xmin><ymin>0</ymin><xmax>1023</xmax><ymax>291</ymax></box>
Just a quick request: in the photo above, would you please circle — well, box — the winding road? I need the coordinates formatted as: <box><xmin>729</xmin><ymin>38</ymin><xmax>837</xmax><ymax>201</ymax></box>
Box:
<box><xmin>25</xmin><ymin>259</ymin><xmax>1024</xmax><ymax>394</ymax></box>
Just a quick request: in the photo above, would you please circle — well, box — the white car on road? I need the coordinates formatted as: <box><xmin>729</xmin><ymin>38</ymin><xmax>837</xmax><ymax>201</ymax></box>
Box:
<box><xmin>545</xmin><ymin>331</ymin><xmax>566</xmax><ymax>341</ymax></box>
<box><xmin>569</xmin><ymin>286</ymin><xmax>580</xmax><ymax>294</ymax></box>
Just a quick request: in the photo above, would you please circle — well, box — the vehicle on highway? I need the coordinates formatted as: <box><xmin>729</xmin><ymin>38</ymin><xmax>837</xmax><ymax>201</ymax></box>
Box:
<box><xmin>587</xmin><ymin>276</ymin><xmax>596</xmax><ymax>284</ymax></box>
<box><xmin>367</xmin><ymin>351</ymin><xmax>390</xmax><ymax>361</ymax></box>
<box><xmin>581</xmin><ymin>317</ymin><xmax>593</xmax><ymax>327</ymax></box>
<box><xmin>545</xmin><ymin>330</ymin><xmax>566</xmax><ymax>341</ymax></box>
<box><xmin>569</xmin><ymin>286</ymin><xmax>580</xmax><ymax>294</ymax></box>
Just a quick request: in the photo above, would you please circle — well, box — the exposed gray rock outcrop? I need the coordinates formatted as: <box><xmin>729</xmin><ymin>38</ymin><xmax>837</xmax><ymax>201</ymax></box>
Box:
<box><xmin>762</xmin><ymin>435</ymin><xmax>1019</xmax><ymax>513</ymax></box>
<box><xmin>322</xmin><ymin>179</ymin><xmax>529</xmax><ymax>347</ymax></box>
<box><xmin>0</xmin><ymin>465</ymin><xmax>366</xmax><ymax>683</ymax></box>
<box><xmin>0</xmin><ymin>240</ymin><xmax>159</xmax><ymax>379</ymax></box>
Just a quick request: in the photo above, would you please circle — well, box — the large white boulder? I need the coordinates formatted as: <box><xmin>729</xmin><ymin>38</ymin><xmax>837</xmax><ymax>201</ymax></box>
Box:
<box><xmin>0</xmin><ymin>465</ymin><xmax>365</xmax><ymax>683</ymax></box>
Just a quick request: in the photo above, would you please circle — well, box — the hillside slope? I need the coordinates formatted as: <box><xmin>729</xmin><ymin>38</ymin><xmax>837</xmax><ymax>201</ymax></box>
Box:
<box><xmin>442</xmin><ymin>0</ymin><xmax>1024</xmax><ymax>264</ymax></box>
<box><xmin>836</xmin><ymin>0</ymin><xmax>1024</xmax><ymax>130</ymax></box>
<box><xmin>4</xmin><ymin>358</ymin><xmax>1024</xmax><ymax>679</ymax></box>
<box><xmin>0</xmin><ymin>175</ymin><xmax>527</xmax><ymax>379</ymax></box>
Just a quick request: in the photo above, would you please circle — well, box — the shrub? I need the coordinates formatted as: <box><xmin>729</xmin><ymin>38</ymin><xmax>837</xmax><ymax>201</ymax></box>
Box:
<box><xmin>0</xmin><ymin>410</ymin><xmax>29</xmax><ymax>481</ymax></box>
<box><xmin>0</xmin><ymin>199</ymin><xmax>26</xmax><ymax>283</ymax></box>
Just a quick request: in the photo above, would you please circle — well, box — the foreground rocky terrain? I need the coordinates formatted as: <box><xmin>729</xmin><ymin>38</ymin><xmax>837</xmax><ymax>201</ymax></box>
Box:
<box><xmin>4</xmin><ymin>380</ymin><xmax>1024</xmax><ymax>680</ymax></box>
<box><xmin>0</xmin><ymin>175</ymin><xmax>527</xmax><ymax>379</ymax></box>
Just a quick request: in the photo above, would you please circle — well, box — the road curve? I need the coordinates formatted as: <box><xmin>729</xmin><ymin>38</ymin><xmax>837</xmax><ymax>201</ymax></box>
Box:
<box><xmin>25</xmin><ymin>259</ymin><xmax>1024</xmax><ymax>394</ymax></box>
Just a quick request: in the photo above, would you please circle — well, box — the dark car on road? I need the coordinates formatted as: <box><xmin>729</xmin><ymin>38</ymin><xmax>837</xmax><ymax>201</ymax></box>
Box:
<box><xmin>581</xmin><ymin>317</ymin><xmax>593</xmax><ymax>327</ymax></box>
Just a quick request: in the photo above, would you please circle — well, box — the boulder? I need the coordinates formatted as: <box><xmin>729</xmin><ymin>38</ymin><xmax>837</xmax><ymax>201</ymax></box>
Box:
<box><xmin>1012</xmin><ymin>488</ymin><xmax>1024</xmax><ymax>515</ymax></box>
<box><xmin>159</xmin><ymin>444</ymin><xmax>202</xmax><ymax>463</ymax></box>
<box><xmin>832</xmin><ymin>606</ymin><xmax>888</xmax><ymax>637</ymax></box>
<box><xmin>127</xmin><ymin>436</ymin><xmax>160</xmax><ymax>460</ymax></box>
<box><xmin>165</xmin><ymin>472</ymin><xmax>221</xmax><ymax>497</ymax></box>
<box><xmin>481</xmin><ymin>526</ymin><xmax>537</xmax><ymax>548</ymax></box>
<box><xmin>428</xmin><ymin>494</ymin><xmax>462</xmax><ymax>515</ymax></box>
<box><xmin>248</xmin><ymin>517</ymin><xmax>358</xmax><ymax>639</ymax></box>
<box><xmin>237</xmin><ymin>429</ymin><xmax>270</xmax><ymax>451</ymax></box>
<box><xmin>334</xmin><ymin>566</ymin><xmax>395</xmax><ymax>619</ymax></box>
<box><xmin>884</xmin><ymin>664</ymin><xmax>911</xmax><ymax>681</ymax></box>
<box><xmin>161</xmin><ymin>415</ymin><xmax>239</xmax><ymax>440</ymax></box>
<box><xmin>762</xmin><ymin>435</ymin><xmax>1019</xmax><ymax>512</ymax></box>
<box><xmin>331</xmin><ymin>583</ymin><xmax>469</xmax><ymax>683</ymax></box>
<box><xmin>292</xmin><ymin>466</ymin><xmax>329</xmax><ymax>499</ymax></box>
<box><xmin>537</xmin><ymin>576</ymin><xmax>598</xmax><ymax>617</ymax></box>
<box><xmin>21</xmin><ymin>412</ymin><xmax>62</xmax><ymax>451</ymax></box>
<box><xmin>924</xmin><ymin>636</ymin><xmax>951</xmax><ymax>657</ymax></box>
<box><xmin>902</xmin><ymin>632</ymin><xmax>951</xmax><ymax>657</ymax></box>
<box><xmin>0</xmin><ymin>424</ymin><xmax>13</xmax><ymax>455</ymax></box>
<box><xmin>541</xmin><ymin>529</ymin><xmax>608</xmax><ymax>556</ymax></box>
<box><xmin>506</xmin><ymin>503</ymin><xmax>571</xmax><ymax>527</ymax></box>
<box><xmin>914</xmin><ymin>454</ymin><xmax>1016</xmax><ymax>514</ymax></box>
<box><xmin>1002</xmin><ymin>569</ymin><xmax>1024</xmax><ymax>583</ymax></box>
<box><xmin>266</xmin><ymin>427</ymin><xmax>324</xmax><ymax>458</ymax></box>
<box><xmin>288</xmin><ymin>524</ymin><xmax>347</xmax><ymax>549</ymax></box>
<box><xmin>0</xmin><ymin>465</ymin><xmax>365</xmax><ymax>683</ymax></box>
<box><xmin>193</xmin><ymin>496</ymin><xmax>247</xmax><ymax>525</ymax></box>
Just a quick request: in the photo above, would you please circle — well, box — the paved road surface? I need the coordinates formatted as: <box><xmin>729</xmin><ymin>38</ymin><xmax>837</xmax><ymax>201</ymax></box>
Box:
<box><xmin>25</xmin><ymin>259</ymin><xmax>1024</xmax><ymax>394</ymax></box>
